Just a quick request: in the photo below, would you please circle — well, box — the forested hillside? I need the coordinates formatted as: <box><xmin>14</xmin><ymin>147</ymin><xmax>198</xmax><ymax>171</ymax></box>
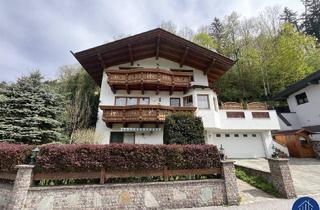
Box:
<box><xmin>161</xmin><ymin>0</ymin><xmax>320</xmax><ymax>102</ymax></box>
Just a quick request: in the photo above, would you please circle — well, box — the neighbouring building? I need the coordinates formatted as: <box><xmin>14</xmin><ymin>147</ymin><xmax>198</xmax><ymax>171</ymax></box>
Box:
<box><xmin>72</xmin><ymin>28</ymin><xmax>280</xmax><ymax>158</ymax></box>
<box><xmin>273</xmin><ymin>70</ymin><xmax>320</xmax><ymax>158</ymax></box>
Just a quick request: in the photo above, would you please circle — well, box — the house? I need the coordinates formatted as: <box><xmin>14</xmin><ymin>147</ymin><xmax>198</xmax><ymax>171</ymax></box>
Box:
<box><xmin>72</xmin><ymin>28</ymin><xmax>280</xmax><ymax>158</ymax></box>
<box><xmin>273</xmin><ymin>70</ymin><xmax>320</xmax><ymax>158</ymax></box>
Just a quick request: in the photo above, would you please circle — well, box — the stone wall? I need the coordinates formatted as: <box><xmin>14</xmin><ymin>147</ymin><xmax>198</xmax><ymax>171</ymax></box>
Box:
<box><xmin>24</xmin><ymin>180</ymin><xmax>226</xmax><ymax>210</ymax></box>
<box><xmin>268</xmin><ymin>159</ymin><xmax>296</xmax><ymax>199</ymax></box>
<box><xmin>312</xmin><ymin>141</ymin><xmax>320</xmax><ymax>159</ymax></box>
<box><xmin>2</xmin><ymin>162</ymin><xmax>240</xmax><ymax>209</ymax></box>
<box><xmin>0</xmin><ymin>183</ymin><xmax>13</xmax><ymax>210</ymax></box>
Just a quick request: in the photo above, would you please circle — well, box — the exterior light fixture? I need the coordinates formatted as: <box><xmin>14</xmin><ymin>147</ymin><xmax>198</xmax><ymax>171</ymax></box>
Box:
<box><xmin>30</xmin><ymin>147</ymin><xmax>40</xmax><ymax>165</ymax></box>
<box><xmin>219</xmin><ymin>144</ymin><xmax>225</xmax><ymax>160</ymax></box>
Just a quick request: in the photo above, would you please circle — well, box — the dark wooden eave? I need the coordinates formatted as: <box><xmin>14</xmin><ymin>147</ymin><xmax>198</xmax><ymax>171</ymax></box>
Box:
<box><xmin>72</xmin><ymin>28</ymin><xmax>235</xmax><ymax>86</ymax></box>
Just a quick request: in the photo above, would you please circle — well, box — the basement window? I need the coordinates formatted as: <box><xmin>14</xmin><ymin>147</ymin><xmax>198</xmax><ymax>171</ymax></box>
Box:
<box><xmin>234</xmin><ymin>134</ymin><xmax>239</xmax><ymax>137</ymax></box>
<box><xmin>243</xmin><ymin>134</ymin><xmax>248</xmax><ymax>137</ymax></box>
<box><xmin>252</xmin><ymin>134</ymin><xmax>257</xmax><ymax>137</ymax></box>
<box><xmin>225</xmin><ymin>134</ymin><xmax>230</xmax><ymax>137</ymax></box>
<box><xmin>295</xmin><ymin>92</ymin><xmax>308</xmax><ymax>105</ymax></box>
<box><xmin>216</xmin><ymin>134</ymin><xmax>221</xmax><ymax>137</ymax></box>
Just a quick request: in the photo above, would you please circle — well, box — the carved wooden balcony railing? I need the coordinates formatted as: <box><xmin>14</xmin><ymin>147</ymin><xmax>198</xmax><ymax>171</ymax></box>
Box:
<box><xmin>100</xmin><ymin>105</ymin><xmax>197</xmax><ymax>127</ymax></box>
<box><xmin>221</xmin><ymin>102</ymin><xmax>268</xmax><ymax>110</ymax></box>
<box><xmin>106</xmin><ymin>68</ymin><xmax>193</xmax><ymax>94</ymax></box>
<box><xmin>246</xmin><ymin>102</ymin><xmax>267</xmax><ymax>110</ymax></box>
<box><xmin>221</xmin><ymin>102</ymin><xmax>244</xmax><ymax>110</ymax></box>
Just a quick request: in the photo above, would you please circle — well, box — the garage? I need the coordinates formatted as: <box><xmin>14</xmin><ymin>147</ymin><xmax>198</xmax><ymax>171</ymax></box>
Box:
<box><xmin>207</xmin><ymin>132</ymin><xmax>266</xmax><ymax>158</ymax></box>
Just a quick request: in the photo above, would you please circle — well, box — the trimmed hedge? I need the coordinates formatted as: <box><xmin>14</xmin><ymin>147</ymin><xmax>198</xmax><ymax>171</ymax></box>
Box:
<box><xmin>35</xmin><ymin>144</ymin><xmax>220</xmax><ymax>172</ymax></box>
<box><xmin>0</xmin><ymin>143</ymin><xmax>34</xmax><ymax>172</ymax></box>
<box><xmin>0</xmin><ymin>143</ymin><xmax>221</xmax><ymax>173</ymax></box>
<box><xmin>164</xmin><ymin>112</ymin><xmax>205</xmax><ymax>144</ymax></box>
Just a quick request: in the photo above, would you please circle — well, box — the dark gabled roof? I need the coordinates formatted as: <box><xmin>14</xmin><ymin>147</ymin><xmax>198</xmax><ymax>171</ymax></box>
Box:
<box><xmin>273</xmin><ymin>69</ymin><xmax>320</xmax><ymax>100</ymax></box>
<box><xmin>71</xmin><ymin>28</ymin><xmax>235</xmax><ymax>86</ymax></box>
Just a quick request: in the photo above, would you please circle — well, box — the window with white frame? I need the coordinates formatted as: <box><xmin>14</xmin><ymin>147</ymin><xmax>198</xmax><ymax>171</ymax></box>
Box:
<box><xmin>197</xmin><ymin>94</ymin><xmax>210</xmax><ymax>109</ymax></box>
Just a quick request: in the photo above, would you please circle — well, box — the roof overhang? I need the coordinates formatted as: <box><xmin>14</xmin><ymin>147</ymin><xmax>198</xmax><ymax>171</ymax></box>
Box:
<box><xmin>273</xmin><ymin>69</ymin><xmax>320</xmax><ymax>100</ymax></box>
<box><xmin>72</xmin><ymin>28</ymin><xmax>235</xmax><ymax>86</ymax></box>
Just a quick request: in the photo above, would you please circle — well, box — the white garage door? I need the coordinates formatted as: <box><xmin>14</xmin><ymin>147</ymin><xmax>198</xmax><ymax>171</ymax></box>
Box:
<box><xmin>207</xmin><ymin>132</ymin><xmax>266</xmax><ymax>158</ymax></box>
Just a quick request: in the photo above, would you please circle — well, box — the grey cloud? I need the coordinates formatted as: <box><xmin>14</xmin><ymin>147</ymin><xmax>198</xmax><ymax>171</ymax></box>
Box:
<box><xmin>0</xmin><ymin>0</ymin><xmax>304</xmax><ymax>82</ymax></box>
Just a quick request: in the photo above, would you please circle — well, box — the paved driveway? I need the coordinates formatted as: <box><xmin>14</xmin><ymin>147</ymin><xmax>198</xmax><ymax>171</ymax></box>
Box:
<box><xmin>234</xmin><ymin>158</ymin><xmax>320</xmax><ymax>196</ymax></box>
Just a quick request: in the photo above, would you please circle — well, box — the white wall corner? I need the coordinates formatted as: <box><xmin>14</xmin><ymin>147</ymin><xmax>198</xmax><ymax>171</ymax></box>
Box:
<box><xmin>261</xmin><ymin>131</ymin><xmax>273</xmax><ymax>157</ymax></box>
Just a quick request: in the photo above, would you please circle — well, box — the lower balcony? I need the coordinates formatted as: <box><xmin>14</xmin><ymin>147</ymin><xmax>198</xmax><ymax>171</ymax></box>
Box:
<box><xmin>100</xmin><ymin>105</ymin><xmax>197</xmax><ymax>127</ymax></box>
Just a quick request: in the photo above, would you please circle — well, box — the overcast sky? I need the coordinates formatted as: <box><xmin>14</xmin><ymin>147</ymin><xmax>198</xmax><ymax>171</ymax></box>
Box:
<box><xmin>0</xmin><ymin>0</ymin><xmax>304</xmax><ymax>82</ymax></box>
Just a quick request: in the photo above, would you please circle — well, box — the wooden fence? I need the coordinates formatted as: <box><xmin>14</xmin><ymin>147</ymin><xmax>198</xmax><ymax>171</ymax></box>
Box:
<box><xmin>0</xmin><ymin>167</ymin><xmax>222</xmax><ymax>184</ymax></box>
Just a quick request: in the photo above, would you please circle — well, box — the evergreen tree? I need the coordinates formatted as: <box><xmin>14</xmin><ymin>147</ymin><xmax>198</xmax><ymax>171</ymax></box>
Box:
<box><xmin>301</xmin><ymin>0</ymin><xmax>320</xmax><ymax>40</ymax></box>
<box><xmin>209</xmin><ymin>17</ymin><xmax>225</xmax><ymax>52</ymax></box>
<box><xmin>0</xmin><ymin>71</ymin><xmax>64</xmax><ymax>144</ymax></box>
<box><xmin>281</xmin><ymin>7</ymin><xmax>299</xmax><ymax>30</ymax></box>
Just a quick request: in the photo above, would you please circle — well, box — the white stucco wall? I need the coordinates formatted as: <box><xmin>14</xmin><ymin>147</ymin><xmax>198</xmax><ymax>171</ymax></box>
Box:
<box><xmin>219</xmin><ymin>110</ymin><xmax>280</xmax><ymax>130</ymax></box>
<box><xmin>287</xmin><ymin>83</ymin><xmax>320</xmax><ymax>127</ymax></box>
<box><xmin>278</xmin><ymin>112</ymin><xmax>301</xmax><ymax>130</ymax></box>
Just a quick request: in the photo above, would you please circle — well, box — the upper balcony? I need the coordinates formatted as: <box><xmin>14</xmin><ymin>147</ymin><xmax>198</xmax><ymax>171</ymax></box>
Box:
<box><xmin>218</xmin><ymin>102</ymin><xmax>280</xmax><ymax>130</ymax></box>
<box><xmin>100</xmin><ymin>105</ymin><xmax>196</xmax><ymax>127</ymax></box>
<box><xmin>106</xmin><ymin>68</ymin><xmax>193</xmax><ymax>94</ymax></box>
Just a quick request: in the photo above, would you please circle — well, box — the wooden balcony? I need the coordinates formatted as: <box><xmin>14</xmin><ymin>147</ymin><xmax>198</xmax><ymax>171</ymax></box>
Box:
<box><xmin>106</xmin><ymin>68</ymin><xmax>193</xmax><ymax>94</ymax></box>
<box><xmin>100</xmin><ymin>105</ymin><xmax>197</xmax><ymax>127</ymax></box>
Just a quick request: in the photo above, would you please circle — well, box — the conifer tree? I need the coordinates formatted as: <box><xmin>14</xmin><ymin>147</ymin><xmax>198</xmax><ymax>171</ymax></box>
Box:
<box><xmin>0</xmin><ymin>71</ymin><xmax>64</xmax><ymax>144</ymax></box>
<box><xmin>301</xmin><ymin>0</ymin><xmax>320</xmax><ymax>40</ymax></box>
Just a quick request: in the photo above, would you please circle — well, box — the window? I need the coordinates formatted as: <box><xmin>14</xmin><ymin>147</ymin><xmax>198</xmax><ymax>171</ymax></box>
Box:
<box><xmin>115</xmin><ymin>97</ymin><xmax>126</xmax><ymax>106</ymax></box>
<box><xmin>225</xmin><ymin>134</ymin><xmax>230</xmax><ymax>137</ymax></box>
<box><xmin>139</xmin><ymin>97</ymin><xmax>149</xmax><ymax>105</ymax></box>
<box><xmin>234</xmin><ymin>134</ymin><xmax>239</xmax><ymax>137</ymax></box>
<box><xmin>216</xmin><ymin>134</ymin><xmax>221</xmax><ymax>137</ymax></box>
<box><xmin>226</xmin><ymin>112</ymin><xmax>245</xmax><ymax>118</ymax></box>
<box><xmin>110</xmin><ymin>132</ymin><xmax>135</xmax><ymax>144</ymax></box>
<box><xmin>110</xmin><ymin>132</ymin><xmax>124</xmax><ymax>143</ymax></box>
<box><xmin>114</xmin><ymin>97</ymin><xmax>150</xmax><ymax>106</ymax></box>
<box><xmin>170</xmin><ymin>98</ymin><xmax>181</xmax><ymax>107</ymax></box>
<box><xmin>183</xmin><ymin>95</ymin><xmax>193</xmax><ymax>107</ymax></box>
<box><xmin>252</xmin><ymin>134</ymin><xmax>257</xmax><ymax>137</ymax></box>
<box><xmin>295</xmin><ymin>92</ymin><xmax>308</xmax><ymax>105</ymax></box>
<box><xmin>299</xmin><ymin>136</ymin><xmax>307</xmax><ymax>145</ymax></box>
<box><xmin>127</xmin><ymin>97</ymin><xmax>138</xmax><ymax>105</ymax></box>
<box><xmin>243</xmin><ymin>134</ymin><xmax>248</xmax><ymax>137</ymax></box>
<box><xmin>197</xmin><ymin>94</ymin><xmax>210</xmax><ymax>109</ymax></box>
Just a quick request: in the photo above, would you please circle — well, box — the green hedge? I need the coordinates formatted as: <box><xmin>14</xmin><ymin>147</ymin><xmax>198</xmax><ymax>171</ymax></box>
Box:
<box><xmin>163</xmin><ymin>112</ymin><xmax>205</xmax><ymax>144</ymax></box>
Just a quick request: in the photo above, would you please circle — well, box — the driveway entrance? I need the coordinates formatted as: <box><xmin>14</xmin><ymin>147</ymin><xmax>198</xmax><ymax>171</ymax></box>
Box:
<box><xmin>234</xmin><ymin>158</ymin><xmax>320</xmax><ymax>196</ymax></box>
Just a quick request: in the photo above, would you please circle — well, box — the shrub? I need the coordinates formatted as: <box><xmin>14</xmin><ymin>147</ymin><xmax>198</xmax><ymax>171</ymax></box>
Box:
<box><xmin>35</xmin><ymin>144</ymin><xmax>103</xmax><ymax>173</ymax></box>
<box><xmin>163</xmin><ymin>112</ymin><xmax>205</xmax><ymax>144</ymax></box>
<box><xmin>165</xmin><ymin>144</ymin><xmax>221</xmax><ymax>169</ymax></box>
<box><xmin>0</xmin><ymin>143</ymin><xmax>34</xmax><ymax>172</ymax></box>
<box><xmin>35</xmin><ymin>144</ymin><xmax>220</xmax><ymax>172</ymax></box>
